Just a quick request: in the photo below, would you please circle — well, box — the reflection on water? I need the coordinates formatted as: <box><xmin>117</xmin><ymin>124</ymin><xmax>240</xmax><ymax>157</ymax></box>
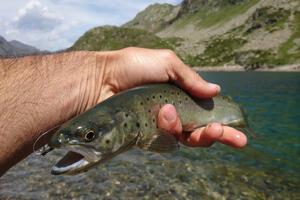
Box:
<box><xmin>1</xmin><ymin>72</ymin><xmax>299</xmax><ymax>199</ymax></box>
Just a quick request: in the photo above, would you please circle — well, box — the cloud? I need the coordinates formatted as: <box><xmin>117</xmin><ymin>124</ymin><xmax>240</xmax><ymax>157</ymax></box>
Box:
<box><xmin>0</xmin><ymin>0</ymin><xmax>181</xmax><ymax>51</ymax></box>
<box><xmin>14</xmin><ymin>0</ymin><xmax>62</xmax><ymax>31</ymax></box>
<box><xmin>2</xmin><ymin>0</ymin><xmax>79</xmax><ymax>50</ymax></box>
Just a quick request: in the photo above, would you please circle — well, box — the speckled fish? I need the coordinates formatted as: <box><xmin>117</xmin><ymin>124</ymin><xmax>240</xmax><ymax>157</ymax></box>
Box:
<box><xmin>48</xmin><ymin>83</ymin><xmax>250</xmax><ymax>175</ymax></box>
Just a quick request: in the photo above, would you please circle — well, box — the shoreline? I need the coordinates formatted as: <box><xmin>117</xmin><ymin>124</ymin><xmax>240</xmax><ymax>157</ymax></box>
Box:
<box><xmin>194</xmin><ymin>64</ymin><xmax>300</xmax><ymax>72</ymax></box>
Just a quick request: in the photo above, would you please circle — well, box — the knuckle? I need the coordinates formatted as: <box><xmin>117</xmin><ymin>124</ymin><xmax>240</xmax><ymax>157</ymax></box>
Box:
<box><xmin>160</xmin><ymin>49</ymin><xmax>177</xmax><ymax>59</ymax></box>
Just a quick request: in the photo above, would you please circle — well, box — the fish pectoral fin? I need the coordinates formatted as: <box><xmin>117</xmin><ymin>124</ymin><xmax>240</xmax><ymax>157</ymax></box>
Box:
<box><xmin>140</xmin><ymin>131</ymin><xmax>179</xmax><ymax>153</ymax></box>
<box><xmin>33</xmin><ymin>124</ymin><xmax>61</xmax><ymax>156</ymax></box>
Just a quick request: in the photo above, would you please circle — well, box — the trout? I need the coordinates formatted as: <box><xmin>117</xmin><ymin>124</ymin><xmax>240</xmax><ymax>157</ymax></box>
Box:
<box><xmin>48</xmin><ymin>83</ymin><xmax>250</xmax><ymax>175</ymax></box>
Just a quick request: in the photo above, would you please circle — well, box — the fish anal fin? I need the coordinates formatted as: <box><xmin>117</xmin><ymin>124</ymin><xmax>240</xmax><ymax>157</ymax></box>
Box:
<box><xmin>140</xmin><ymin>131</ymin><xmax>179</xmax><ymax>153</ymax></box>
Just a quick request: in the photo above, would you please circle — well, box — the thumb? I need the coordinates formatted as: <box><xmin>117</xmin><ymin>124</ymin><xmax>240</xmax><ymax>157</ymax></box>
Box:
<box><xmin>157</xmin><ymin>104</ymin><xmax>182</xmax><ymax>137</ymax></box>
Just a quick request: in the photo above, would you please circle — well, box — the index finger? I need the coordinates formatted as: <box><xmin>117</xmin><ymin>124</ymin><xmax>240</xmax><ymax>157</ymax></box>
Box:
<box><xmin>167</xmin><ymin>56</ymin><xmax>221</xmax><ymax>98</ymax></box>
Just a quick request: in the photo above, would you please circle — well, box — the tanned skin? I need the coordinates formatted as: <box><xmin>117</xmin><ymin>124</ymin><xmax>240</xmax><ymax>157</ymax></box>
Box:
<box><xmin>0</xmin><ymin>48</ymin><xmax>247</xmax><ymax>176</ymax></box>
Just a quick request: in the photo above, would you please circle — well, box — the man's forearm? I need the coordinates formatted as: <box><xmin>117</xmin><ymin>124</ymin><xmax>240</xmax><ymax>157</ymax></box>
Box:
<box><xmin>0</xmin><ymin>52</ymin><xmax>105</xmax><ymax>175</ymax></box>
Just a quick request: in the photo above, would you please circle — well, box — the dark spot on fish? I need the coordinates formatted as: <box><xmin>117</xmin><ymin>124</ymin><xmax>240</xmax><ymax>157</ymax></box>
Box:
<box><xmin>152</xmin><ymin>96</ymin><xmax>155</xmax><ymax>99</ymax></box>
<box><xmin>152</xmin><ymin>118</ymin><xmax>155</xmax><ymax>123</ymax></box>
<box><xmin>179</xmin><ymin>101</ymin><xmax>182</xmax><ymax>104</ymax></box>
<box><xmin>171</xmin><ymin>91</ymin><xmax>174</xmax><ymax>95</ymax></box>
<box><xmin>148</xmin><ymin>109</ymin><xmax>151</xmax><ymax>113</ymax></box>
<box><xmin>140</xmin><ymin>102</ymin><xmax>144</xmax><ymax>106</ymax></box>
<box><xmin>163</xmin><ymin>90</ymin><xmax>167</xmax><ymax>93</ymax></box>
<box><xmin>159</xmin><ymin>95</ymin><xmax>162</xmax><ymax>99</ymax></box>
<box><xmin>105</xmin><ymin>139</ymin><xmax>110</xmax><ymax>144</ymax></box>
<box><xmin>145</xmin><ymin>123</ymin><xmax>148</xmax><ymax>127</ymax></box>
<box><xmin>147</xmin><ymin>97</ymin><xmax>150</xmax><ymax>101</ymax></box>
<box><xmin>124</xmin><ymin>123</ymin><xmax>127</xmax><ymax>128</ymax></box>
<box><xmin>125</xmin><ymin>113</ymin><xmax>129</xmax><ymax>117</ymax></box>
<box><xmin>185</xmin><ymin>97</ymin><xmax>188</xmax><ymax>101</ymax></box>
<box><xmin>165</xmin><ymin>99</ymin><xmax>168</xmax><ymax>103</ymax></box>
<box><xmin>177</xmin><ymin>92</ymin><xmax>180</xmax><ymax>96</ymax></box>
<box><xmin>136</xmin><ymin>122</ymin><xmax>140</xmax><ymax>128</ymax></box>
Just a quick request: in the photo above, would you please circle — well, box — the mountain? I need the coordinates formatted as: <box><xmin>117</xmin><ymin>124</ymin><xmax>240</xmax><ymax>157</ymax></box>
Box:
<box><xmin>0</xmin><ymin>36</ymin><xmax>15</xmax><ymax>57</ymax></box>
<box><xmin>70</xmin><ymin>25</ymin><xmax>175</xmax><ymax>51</ymax></box>
<box><xmin>123</xmin><ymin>3</ymin><xmax>180</xmax><ymax>33</ymax></box>
<box><xmin>71</xmin><ymin>0</ymin><xmax>300</xmax><ymax>70</ymax></box>
<box><xmin>0</xmin><ymin>35</ymin><xmax>40</xmax><ymax>57</ymax></box>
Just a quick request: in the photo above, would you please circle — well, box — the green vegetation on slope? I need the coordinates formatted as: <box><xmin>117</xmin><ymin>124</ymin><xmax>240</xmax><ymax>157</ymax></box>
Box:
<box><xmin>184</xmin><ymin>37</ymin><xmax>247</xmax><ymax>66</ymax></box>
<box><xmin>164</xmin><ymin>37</ymin><xmax>185</xmax><ymax>47</ymax></box>
<box><xmin>183</xmin><ymin>6</ymin><xmax>299</xmax><ymax>68</ymax></box>
<box><xmin>70</xmin><ymin>26</ymin><xmax>174</xmax><ymax>51</ymax></box>
<box><xmin>276</xmin><ymin>11</ymin><xmax>300</xmax><ymax>64</ymax></box>
<box><xmin>198</xmin><ymin>0</ymin><xmax>259</xmax><ymax>28</ymax></box>
<box><xmin>123</xmin><ymin>4</ymin><xmax>178</xmax><ymax>33</ymax></box>
<box><xmin>235</xmin><ymin>50</ymin><xmax>276</xmax><ymax>70</ymax></box>
<box><xmin>244</xmin><ymin>7</ymin><xmax>291</xmax><ymax>34</ymax></box>
<box><xmin>234</xmin><ymin>10</ymin><xmax>300</xmax><ymax>69</ymax></box>
<box><xmin>173</xmin><ymin>0</ymin><xmax>259</xmax><ymax>29</ymax></box>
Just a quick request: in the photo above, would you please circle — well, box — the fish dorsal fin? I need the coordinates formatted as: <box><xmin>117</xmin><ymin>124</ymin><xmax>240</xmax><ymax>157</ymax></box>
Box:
<box><xmin>140</xmin><ymin>131</ymin><xmax>179</xmax><ymax>153</ymax></box>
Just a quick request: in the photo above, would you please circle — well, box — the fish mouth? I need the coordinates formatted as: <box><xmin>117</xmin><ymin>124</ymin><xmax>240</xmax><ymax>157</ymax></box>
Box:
<box><xmin>51</xmin><ymin>134</ymin><xmax>140</xmax><ymax>175</ymax></box>
<box><xmin>51</xmin><ymin>144</ymin><xmax>102</xmax><ymax>175</ymax></box>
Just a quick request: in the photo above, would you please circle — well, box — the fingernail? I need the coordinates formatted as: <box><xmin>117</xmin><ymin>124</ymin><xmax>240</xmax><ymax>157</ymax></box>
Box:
<box><xmin>208</xmin><ymin>83</ymin><xmax>221</xmax><ymax>93</ymax></box>
<box><xmin>163</xmin><ymin>105</ymin><xmax>177</xmax><ymax>123</ymax></box>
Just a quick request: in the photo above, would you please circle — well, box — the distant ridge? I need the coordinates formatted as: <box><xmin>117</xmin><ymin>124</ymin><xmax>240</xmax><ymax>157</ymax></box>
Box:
<box><xmin>0</xmin><ymin>35</ymin><xmax>41</xmax><ymax>57</ymax></box>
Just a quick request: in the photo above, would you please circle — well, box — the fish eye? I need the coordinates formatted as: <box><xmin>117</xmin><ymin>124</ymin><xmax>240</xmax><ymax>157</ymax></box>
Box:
<box><xmin>84</xmin><ymin>130</ymin><xmax>96</xmax><ymax>142</ymax></box>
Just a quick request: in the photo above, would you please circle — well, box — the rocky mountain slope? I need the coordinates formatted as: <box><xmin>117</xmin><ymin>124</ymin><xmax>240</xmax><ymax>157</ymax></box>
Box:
<box><xmin>72</xmin><ymin>0</ymin><xmax>300</xmax><ymax>69</ymax></box>
<box><xmin>0</xmin><ymin>35</ymin><xmax>40</xmax><ymax>57</ymax></box>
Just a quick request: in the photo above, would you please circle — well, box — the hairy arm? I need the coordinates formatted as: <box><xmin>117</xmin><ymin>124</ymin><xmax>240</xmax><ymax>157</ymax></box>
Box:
<box><xmin>0</xmin><ymin>52</ymin><xmax>106</xmax><ymax>175</ymax></box>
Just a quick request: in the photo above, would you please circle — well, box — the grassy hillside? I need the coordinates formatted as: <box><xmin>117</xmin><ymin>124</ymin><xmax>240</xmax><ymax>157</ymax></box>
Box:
<box><xmin>172</xmin><ymin>0</ymin><xmax>259</xmax><ymax>29</ymax></box>
<box><xmin>70</xmin><ymin>26</ymin><xmax>174</xmax><ymax>51</ymax></box>
<box><xmin>184</xmin><ymin>7</ymin><xmax>300</xmax><ymax>69</ymax></box>
<box><xmin>71</xmin><ymin>0</ymin><xmax>300</xmax><ymax>70</ymax></box>
<box><xmin>276</xmin><ymin>11</ymin><xmax>300</xmax><ymax>65</ymax></box>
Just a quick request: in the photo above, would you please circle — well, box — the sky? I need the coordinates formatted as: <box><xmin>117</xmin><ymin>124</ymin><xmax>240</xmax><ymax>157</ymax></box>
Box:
<box><xmin>0</xmin><ymin>0</ymin><xmax>181</xmax><ymax>51</ymax></box>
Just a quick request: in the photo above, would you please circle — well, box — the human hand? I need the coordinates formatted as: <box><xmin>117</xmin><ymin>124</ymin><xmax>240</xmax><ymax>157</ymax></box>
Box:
<box><xmin>100</xmin><ymin>47</ymin><xmax>247</xmax><ymax>148</ymax></box>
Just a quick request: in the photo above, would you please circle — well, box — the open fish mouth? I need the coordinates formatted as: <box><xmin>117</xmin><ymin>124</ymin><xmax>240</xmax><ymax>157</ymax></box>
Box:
<box><xmin>51</xmin><ymin>144</ymin><xmax>101</xmax><ymax>175</ymax></box>
<box><xmin>51</xmin><ymin>151</ymin><xmax>89</xmax><ymax>175</ymax></box>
